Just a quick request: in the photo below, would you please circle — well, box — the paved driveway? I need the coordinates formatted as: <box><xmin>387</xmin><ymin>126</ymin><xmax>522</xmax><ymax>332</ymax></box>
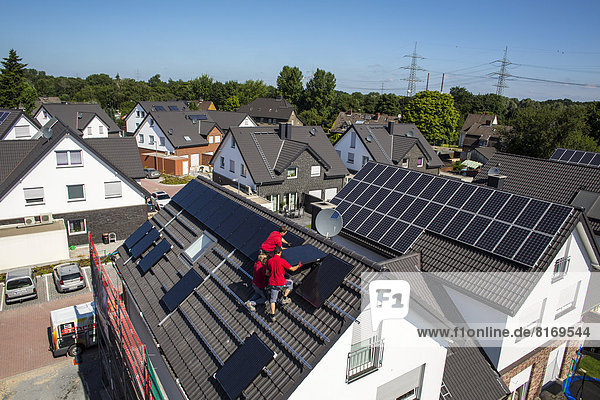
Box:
<box><xmin>139</xmin><ymin>177</ymin><xmax>187</xmax><ymax>197</ymax></box>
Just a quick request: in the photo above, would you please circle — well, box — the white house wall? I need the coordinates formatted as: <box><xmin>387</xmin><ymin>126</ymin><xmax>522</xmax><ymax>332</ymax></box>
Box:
<box><xmin>0</xmin><ymin>135</ymin><xmax>145</xmax><ymax>220</ymax></box>
<box><xmin>34</xmin><ymin>106</ymin><xmax>52</xmax><ymax>126</ymax></box>
<box><xmin>214</xmin><ymin>134</ymin><xmax>256</xmax><ymax>190</ymax></box>
<box><xmin>240</xmin><ymin>116</ymin><xmax>257</xmax><ymax>127</ymax></box>
<box><xmin>126</xmin><ymin>103</ymin><xmax>147</xmax><ymax>134</ymax></box>
<box><xmin>289</xmin><ymin>318</ymin><xmax>446</xmax><ymax>400</ymax></box>
<box><xmin>82</xmin><ymin>115</ymin><xmax>109</xmax><ymax>138</ymax></box>
<box><xmin>334</xmin><ymin>128</ymin><xmax>372</xmax><ymax>171</ymax></box>
<box><xmin>135</xmin><ymin>118</ymin><xmax>175</xmax><ymax>153</ymax></box>
<box><xmin>2</xmin><ymin>115</ymin><xmax>38</xmax><ymax>140</ymax></box>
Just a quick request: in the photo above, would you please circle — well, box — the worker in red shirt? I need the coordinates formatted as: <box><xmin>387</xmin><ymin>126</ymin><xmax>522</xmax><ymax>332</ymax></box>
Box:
<box><xmin>261</xmin><ymin>226</ymin><xmax>290</xmax><ymax>257</ymax></box>
<box><xmin>267</xmin><ymin>247</ymin><xmax>301</xmax><ymax>321</ymax></box>
<box><xmin>244</xmin><ymin>253</ymin><xmax>268</xmax><ymax>312</ymax></box>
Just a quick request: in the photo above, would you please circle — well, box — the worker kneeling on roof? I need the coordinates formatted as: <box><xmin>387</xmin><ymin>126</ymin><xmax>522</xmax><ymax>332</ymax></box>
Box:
<box><xmin>267</xmin><ymin>246</ymin><xmax>301</xmax><ymax>322</ymax></box>
<box><xmin>261</xmin><ymin>226</ymin><xmax>290</xmax><ymax>258</ymax></box>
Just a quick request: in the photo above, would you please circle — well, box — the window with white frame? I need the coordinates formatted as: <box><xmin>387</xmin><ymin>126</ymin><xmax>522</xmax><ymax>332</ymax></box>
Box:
<box><xmin>215</xmin><ymin>136</ymin><xmax>221</xmax><ymax>143</ymax></box>
<box><xmin>220</xmin><ymin>157</ymin><xmax>225</xmax><ymax>169</ymax></box>
<box><xmin>402</xmin><ymin>158</ymin><xmax>409</xmax><ymax>168</ymax></box>
<box><xmin>67</xmin><ymin>184</ymin><xmax>85</xmax><ymax>201</ymax></box>
<box><xmin>241</xmin><ymin>164</ymin><xmax>246</xmax><ymax>177</ymax></box>
<box><xmin>56</xmin><ymin>150</ymin><xmax>82</xmax><ymax>167</ymax></box>
<box><xmin>516</xmin><ymin>299</ymin><xmax>546</xmax><ymax>342</ymax></box>
<box><xmin>87</xmin><ymin>127</ymin><xmax>92</xmax><ymax>136</ymax></box>
<box><xmin>68</xmin><ymin>218</ymin><xmax>87</xmax><ymax>235</ymax></box>
<box><xmin>287</xmin><ymin>167</ymin><xmax>298</xmax><ymax>179</ymax></box>
<box><xmin>230</xmin><ymin>160</ymin><xmax>235</xmax><ymax>172</ymax></box>
<box><xmin>150</xmin><ymin>118</ymin><xmax>154</xmax><ymax>127</ymax></box>
<box><xmin>311</xmin><ymin>165</ymin><xmax>320</xmax><ymax>177</ymax></box>
<box><xmin>104</xmin><ymin>181</ymin><xmax>122</xmax><ymax>198</ymax></box>
<box><xmin>14</xmin><ymin>126</ymin><xmax>30</xmax><ymax>138</ymax></box>
<box><xmin>348</xmin><ymin>152</ymin><xmax>354</xmax><ymax>164</ymax></box>
<box><xmin>99</xmin><ymin>126</ymin><xmax>104</xmax><ymax>135</ymax></box>
<box><xmin>138</xmin><ymin>134</ymin><xmax>144</xmax><ymax>143</ymax></box>
<box><xmin>209</xmin><ymin>136</ymin><xmax>214</xmax><ymax>144</ymax></box>
<box><xmin>553</xmin><ymin>257</ymin><xmax>570</xmax><ymax>281</ymax></box>
<box><xmin>23</xmin><ymin>187</ymin><xmax>44</xmax><ymax>205</ymax></box>
<box><xmin>555</xmin><ymin>281</ymin><xmax>581</xmax><ymax>319</ymax></box>
<box><xmin>149</xmin><ymin>135</ymin><xmax>155</xmax><ymax>145</ymax></box>
<box><xmin>417</xmin><ymin>157</ymin><xmax>424</xmax><ymax>167</ymax></box>
<box><xmin>183</xmin><ymin>232</ymin><xmax>216</xmax><ymax>263</ymax></box>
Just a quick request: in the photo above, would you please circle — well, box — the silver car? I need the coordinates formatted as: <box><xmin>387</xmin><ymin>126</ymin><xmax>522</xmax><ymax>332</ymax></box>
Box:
<box><xmin>5</xmin><ymin>268</ymin><xmax>37</xmax><ymax>304</ymax></box>
<box><xmin>53</xmin><ymin>263</ymin><xmax>86</xmax><ymax>293</ymax></box>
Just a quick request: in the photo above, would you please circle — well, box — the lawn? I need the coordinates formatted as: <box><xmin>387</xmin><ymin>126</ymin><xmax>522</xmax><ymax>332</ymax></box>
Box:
<box><xmin>577</xmin><ymin>355</ymin><xmax>600</xmax><ymax>379</ymax></box>
<box><xmin>161</xmin><ymin>174</ymin><xmax>194</xmax><ymax>185</ymax></box>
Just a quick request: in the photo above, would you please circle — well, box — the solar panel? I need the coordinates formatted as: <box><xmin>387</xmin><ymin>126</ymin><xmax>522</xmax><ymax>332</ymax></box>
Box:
<box><xmin>560</xmin><ymin>149</ymin><xmax>575</xmax><ymax>161</ymax></box>
<box><xmin>514</xmin><ymin>232</ymin><xmax>553</xmax><ymax>266</ymax></box>
<box><xmin>340</xmin><ymin>204</ymin><xmax>361</xmax><ymax>222</ymax></box>
<box><xmin>395</xmin><ymin>171</ymin><xmax>420</xmax><ymax>192</ymax></box>
<box><xmin>367</xmin><ymin>216</ymin><xmax>396</xmax><ymax>241</ymax></box>
<box><xmin>392</xmin><ymin>225</ymin><xmax>423</xmax><ymax>253</ymax></box>
<box><xmin>383</xmin><ymin>168</ymin><xmax>409</xmax><ymax>189</ymax></box>
<box><xmin>580</xmin><ymin>152</ymin><xmax>594</xmax><ymax>165</ymax></box>
<box><xmin>590</xmin><ymin>154</ymin><xmax>600</xmax><ymax>167</ymax></box>
<box><xmin>413</xmin><ymin>202</ymin><xmax>443</xmax><ymax>227</ymax></box>
<box><xmin>168</xmin><ymin>105</ymin><xmax>179</xmax><ymax>111</ymax></box>
<box><xmin>130</xmin><ymin>228</ymin><xmax>160</xmax><ymax>259</ymax></box>
<box><xmin>389</xmin><ymin>195</ymin><xmax>416</xmax><ymax>218</ymax></box>
<box><xmin>365</xmin><ymin>188</ymin><xmax>391</xmax><ymax>210</ymax></box>
<box><xmin>400</xmin><ymin>198</ymin><xmax>428</xmax><ymax>223</ymax></box>
<box><xmin>160</xmin><ymin>269</ymin><xmax>203</xmax><ymax>313</ymax></box>
<box><xmin>296</xmin><ymin>254</ymin><xmax>355</xmax><ymax>308</ymax></box>
<box><xmin>363</xmin><ymin>163</ymin><xmax>388</xmax><ymax>183</ymax></box>
<box><xmin>514</xmin><ymin>199</ymin><xmax>550</xmax><ymax>229</ymax></box>
<box><xmin>494</xmin><ymin>226</ymin><xmax>530</xmax><ymax>258</ymax></box>
<box><xmin>549</xmin><ymin>149</ymin><xmax>565</xmax><ymax>160</ymax></box>
<box><xmin>154</xmin><ymin>106</ymin><xmax>166</xmax><ymax>111</ymax></box>
<box><xmin>475</xmin><ymin>220</ymin><xmax>510</xmax><ymax>251</ymax></box>
<box><xmin>344</xmin><ymin>182</ymin><xmax>369</xmax><ymax>203</ymax></box>
<box><xmin>419</xmin><ymin>178</ymin><xmax>446</xmax><ymax>200</ymax></box>
<box><xmin>380</xmin><ymin>220</ymin><xmax>408</xmax><ymax>247</ymax></box>
<box><xmin>215</xmin><ymin>333</ymin><xmax>275</xmax><ymax>400</ymax></box>
<box><xmin>375</xmin><ymin>191</ymin><xmax>402</xmax><ymax>213</ymax></box>
<box><xmin>285</xmin><ymin>232</ymin><xmax>305</xmax><ymax>247</ymax></box>
<box><xmin>138</xmin><ymin>239</ymin><xmax>171</xmax><ymax>274</ymax></box>
<box><xmin>352</xmin><ymin>162</ymin><xmax>377</xmax><ymax>181</ymax></box>
<box><xmin>0</xmin><ymin>111</ymin><xmax>9</xmax><ymax>124</ymax></box>
<box><xmin>442</xmin><ymin>211</ymin><xmax>474</xmax><ymax>239</ymax></box>
<box><xmin>406</xmin><ymin>174</ymin><xmax>434</xmax><ymax>196</ymax></box>
<box><xmin>535</xmin><ymin>204</ymin><xmax>572</xmax><ymax>234</ymax></box>
<box><xmin>335</xmin><ymin>200</ymin><xmax>351</xmax><ymax>214</ymax></box>
<box><xmin>373</xmin><ymin>166</ymin><xmax>394</xmax><ymax>185</ymax></box>
<box><xmin>427</xmin><ymin>207</ymin><xmax>457</xmax><ymax>233</ymax></box>
<box><xmin>282</xmin><ymin>244</ymin><xmax>327</xmax><ymax>266</ymax></box>
<box><xmin>432</xmin><ymin>180</ymin><xmax>461</xmax><ymax>204</ymax></box>
<box><xmin>333</xmin><ymin>180</ymin><xmax>358</xmax><ymax>202</ymax></box>
<box><xmin>188</xmin><ymin>114</ymin><xmax>208</xmax><ymax>120</ymax></box>
<box><xmin>447</xmin><ymin>184</ymin><xmax>476</xmax><ymax>208</ymax></box>
<box><xmin>496</xmin><ymin>195</ymin><xmax>530</xmax><ymax>224</ymax></box>
<box><xmin>570</xmin><ymin>151</ymin><xmax>585</xmax><ymax>164</ymax></box>
<box><xmin>462</xmin><ymin>187</ymin><xmax>493</xmax><ymax>213</ymax></box>
<box><xmin>346</xmin><ymin>208</ymin><xmax>373</xmax><ymax>231</ymax></box>
<box><xmin>479</xmin><ymin>191</ymin><xmax>511</xmax><ymax>218</ymax></box>
<box><xmin>355</xmin><ymin>185</ymin><xmax>380</xmax><ymax>205</ymax></box>
<box><xmin>124</xmin><ymin>220</ymin><xmax>153</xmax><ymax>250</ymax></box>
<box><xmin>356</xmin><ymin>214</ymin><xmax>380</xmax><ymax>236</ymax></box>
<box><xmin>458</xmin><ymin>216</ymin><xmax>492</xmax><ymax>245</ymax></box>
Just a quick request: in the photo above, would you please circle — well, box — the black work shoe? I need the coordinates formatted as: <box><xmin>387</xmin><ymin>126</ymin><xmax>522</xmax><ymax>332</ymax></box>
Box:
<box><xmin>269</xmin><ymin>312</ymin><xmax>277</xmax><ymax>322</ymax></box>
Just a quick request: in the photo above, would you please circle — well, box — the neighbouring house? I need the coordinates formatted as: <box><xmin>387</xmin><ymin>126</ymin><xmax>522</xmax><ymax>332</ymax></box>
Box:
<box><xmin>0</xmin><ymin>121</ymin><xmax>148</xmax><ymax>269</ymax></box>
<box><xmin>34</xmin><ymin>103</ymin><xmax>121</xmax><ymax>138</ymax></box>
<box><xmin>91</xmin><ymin>176</ymin><xmax>509</xmax><ymax>400</ymax></box>
<box><xmin>212</xmin><ymin>123</ymin><xmax>348</xmax><ymax>210</ymax></box>
<box><xmin>332</xmin><ymin>161</ymin><xmax>599</xmax><ymax>400</ymax></box>
<box><xmin>134</xmin><ymin>110</ymin><xmax>256</xmax><ymax>175</ymax></box>
<box><xmin>334</xmin><ymin>122</ymin><xmax>444</xmax><ymax>175</ymax></box>
<box><xmin>125</xmin><ymin>100</ymin><xmax>190</xmax><ymax>134</ymax></box>
<box><xmin>330</xmin><ymin>110</ymin><xmax>400</xmax><ymax>134</ymax></box>
<box><xmin>468</xmin><ymin>146</ymin><xmax>497</xmax><ymax>164</ymax></box>
<box><xmin>459</xmin><ymin>113</ymin><xmax>510</xmax><ymax>155</ymax></box>
<box><xmin>237</xmin><ymin>97</ymin><xmax>303</xmax><ymax>126</ymax></box>
<box><xmin>0</xmin><ymin>108</ymin><xmax>41</xmax><ymax>140</ymax></box>
<box><xmin>33</xmin><ymin>96</ymin><xmax>62</xmax><ymax>111</ymax></box>
<box><xmin>192</xmin><ymin>100</ymin><xmax>217</xmax><ymax>111</ymax></box>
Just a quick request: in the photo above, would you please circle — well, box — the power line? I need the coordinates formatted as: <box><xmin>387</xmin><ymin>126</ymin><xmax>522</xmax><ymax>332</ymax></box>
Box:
<box><xmin>401</xmin><ymin>42</ymin><xmax>426</xmax><ymax>96</ymax></box>
<box><xmin>492</xmin><ymin>46</ymin><xmax>511</xmax><ymax>96</ymax></box>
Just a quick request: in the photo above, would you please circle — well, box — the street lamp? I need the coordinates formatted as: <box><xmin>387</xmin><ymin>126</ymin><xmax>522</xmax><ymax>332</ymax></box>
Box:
<box><xmin>232</xmin><ymin>178</ymin><xmax>240</xmax><ymax>194</ymax></box>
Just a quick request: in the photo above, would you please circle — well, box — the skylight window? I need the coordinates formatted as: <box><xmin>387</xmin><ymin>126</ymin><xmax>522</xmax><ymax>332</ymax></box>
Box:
<box><xmin>183</xmin><ymin>232</ymin><xmax>216</xmax><ymax>263</ymax></box>
<box><xmin>184</xmin><ymin>136</ymin><xmax>191</xmax><ymax>141</ymax></box>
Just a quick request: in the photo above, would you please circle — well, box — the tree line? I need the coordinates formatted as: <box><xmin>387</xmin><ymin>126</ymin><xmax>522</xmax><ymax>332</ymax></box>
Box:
<box><xmin>0</xmin><ymin>49</ymin><xmax>598</xmax><ymax>158</ymax></box>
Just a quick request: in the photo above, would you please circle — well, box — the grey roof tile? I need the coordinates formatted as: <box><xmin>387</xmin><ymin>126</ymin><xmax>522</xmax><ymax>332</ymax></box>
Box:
<box><xmin>237</xmin><ymin>98</ymin><xmax>296</xmax><ymax>120</ymax></box>
<box><xmin>39</xmin><ymin>103</ymin><xmax>120</xmax><ymax>134</ymax></box>
<box><xmin>86</xmin><ymin>137</ymin><xmax>145</xmax><ymax>179</ymax></box>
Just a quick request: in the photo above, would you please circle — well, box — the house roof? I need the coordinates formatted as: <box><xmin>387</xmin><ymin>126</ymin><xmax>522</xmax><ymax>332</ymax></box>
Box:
<box><xmin>138</xmin><ymin>100</ymin><xmax>189</xmax><ymax>113</ymax></box>
<box><xmin>474</xmin><ymin>151</ymin><xmax>600</xmax><ymax>233</ymax></box>
<box><xmin>460</xmin><ymin>113</ymin><xmax>497</xmax><ymax>133</ymax></box>
<box><xmin>332</xmin><ymin>161</ymin><xmax>598</xmax><ymax>315</ymax></box>
<box><xmin>549</xmin><ymin>148</ymin><xmax>600</xmax><ymax>168</ymax></box>
<box><xmin>237</xmin><ymin>98</ymin><xmax>296</xmax><ymax>120</ymax></box>
<box><xmin>472</xmin><ymin>146</ymin><xmax>497</xmax><ymax>161</ymax></box>
<box><xmin>223</xmin><ymin>125</ymin><xmax>348</xmax><ymax>184</ymax></box>
<box><xmin>348</xmin><ymin>123</ymin><xmax>444</xmax><ymax>169</ymax></box>
<box><xmin>115</xmin><ymin>176</ymin><xmax>506</xmax><ymax>400</ymax></box>
<box><xmin>204</xmin><ymin>110</ymin><xmax>251</xmax><ymax>132</ymax></box>
<box><xmin>0</xmin><ymin>109</ymin><xmax>41</xmax><ymax>139</ymax></box>
<box><xmin>146</xmin><ymin>111</ymin><xmax>217</xmax><ymax>149</ymax></box>
<box><xmin>0</xmin><ymin>122</ymin><xmax>148</xmax><ymax>201</ymax></box>
<box><xmin>38</xmin><ymin>103</ymin><xmax>120</xmax><ymax>134</ymax></box>
<box><xmin>331</xmin><ymin>111</ymin><xmax>399</xmax><ymax>133</ymax></box>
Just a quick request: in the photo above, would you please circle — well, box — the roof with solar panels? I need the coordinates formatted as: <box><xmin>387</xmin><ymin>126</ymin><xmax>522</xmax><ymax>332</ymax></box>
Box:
<box><xmin>332</xmin><ymin>161</ymin><xmax>600</xmax><ymax>315</ymax></box>
<box><xmin>114</xmin><ymin>175</ymin><xmax>507</xmax><ymax>400</ymax></box>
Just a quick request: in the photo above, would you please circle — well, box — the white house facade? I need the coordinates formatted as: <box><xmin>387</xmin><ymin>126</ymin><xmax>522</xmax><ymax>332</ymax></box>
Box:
<box><xmin>335</xmin><ymin>128</ymin><xmax>372</xmax><ymax>171</ymax></box>
<box><xmin>0</xmin><ymin>113</ymin><xmax>39</xmax><ymax>140</ymax></box>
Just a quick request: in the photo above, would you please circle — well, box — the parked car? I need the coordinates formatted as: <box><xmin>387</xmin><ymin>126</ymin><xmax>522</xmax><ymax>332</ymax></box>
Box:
<box><xmin>144</xmin><ymin>168</ymin><xmax>161</xmax><ymax>179</ymax></box>
<box><xmin>151</xmin><ymin>191</ymin><xmax>171</xmax><ymax>209</ymax></box>
<box><xmin>53</xmin><ymin>263</ymin><xmax>86</xmax><ymax>293</ymax></box>
<box><xmin>5</xmin><ymin>268</ymin><xmax>37</xmax><ymax>304</ymax></box>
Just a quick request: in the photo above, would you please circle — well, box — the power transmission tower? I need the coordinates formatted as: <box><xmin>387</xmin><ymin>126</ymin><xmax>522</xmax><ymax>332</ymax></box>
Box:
<box><xmin>402</xmin><ymin>42</ymin><xmax>425</xmax><ymax>97</ymax></box>
<box><xmin>493</xmin><ymin>47</ymin><xmax>511</xmax><ymax>96</ymax></box>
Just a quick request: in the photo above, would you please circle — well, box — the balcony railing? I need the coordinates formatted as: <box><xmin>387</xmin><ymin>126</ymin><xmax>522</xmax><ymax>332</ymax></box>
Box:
<box><xmin>346</xmin><ymin>337</ymin><xmax>384</xmax><ymax>383</ymax></box>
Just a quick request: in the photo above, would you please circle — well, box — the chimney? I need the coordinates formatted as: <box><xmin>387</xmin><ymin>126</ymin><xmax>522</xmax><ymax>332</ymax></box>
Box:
<box><xmin>279</xmin><ymin>122</ymin><xmax>292</xmax><ymax>140</ymax></box>
<box><xmin>387</xmin><ymin>121</ymin><xmax>394</xmax><ymax>135</ymax></box>
<box><xmin>487</xmin><ymin>166</ymin><xmax>506</xmax><ymax>189</ymax></box>
<box><xmin>198</xmin><ymin>119</ymin><xmax>202</xmax><ymax>134</ymax></box>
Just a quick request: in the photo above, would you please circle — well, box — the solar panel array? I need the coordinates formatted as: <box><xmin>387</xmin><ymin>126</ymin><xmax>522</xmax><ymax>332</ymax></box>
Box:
<box><xmin>160</xmin><ymin>269</ymin><xmax>203</xmax><ymax>313</ymax></box>
<box><xmin>550</xmin><ymin>148</ymin><xmax>600</xmax><ymax>168</ymax></box>
<box><xmin>171</xmin><ymin>179</ymin><xmax>304</xmax><ymax>259</ymax></box>
<box><xmin>331</xmin><ymin>163</ymin><xmax>573</xmax><ymax>267</ymax></box>
<box><xmin>0</xmin><ymin>111</ymin><xmax>10</xmax><ymax>125</ymax></box>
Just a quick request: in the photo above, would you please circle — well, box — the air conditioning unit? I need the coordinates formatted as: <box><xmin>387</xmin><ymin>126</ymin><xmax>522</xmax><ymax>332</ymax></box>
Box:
<box><xmin>40</xmin><ymin>213</ymin><xmax>53</xmax><ymax>224</ymax></box>
<box><xmin>23</xmin><ymin>216</ymin><xmax>36</xmax><ymax>226</ymax></box>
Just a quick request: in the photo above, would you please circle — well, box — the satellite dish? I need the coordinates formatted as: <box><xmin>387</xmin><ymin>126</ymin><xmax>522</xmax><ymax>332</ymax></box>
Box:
<box><xmin>315</xmin><ymin>208</ymin><xmax>343</xmax><ymax>238</ymax></box>
<box><xmin>42</xmin><ymin>127</ymin><xmax>53</xmax><ymax>139</ymax></box>
<box><xmin>366</xmin><ymin>135</ymin><xmax>372</xmax><ymax>142</ymax></box>
<box><xmin>406</xmin><ymin>130</ymin><xmax>414</xmax><ymax>137</ymax></box>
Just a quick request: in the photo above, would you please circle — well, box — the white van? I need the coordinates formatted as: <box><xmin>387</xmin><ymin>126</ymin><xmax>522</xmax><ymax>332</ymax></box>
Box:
<box><xmin>48</xmin><ymin>301</ymin><xmax>96</xmax><ymax>357</ymax></box>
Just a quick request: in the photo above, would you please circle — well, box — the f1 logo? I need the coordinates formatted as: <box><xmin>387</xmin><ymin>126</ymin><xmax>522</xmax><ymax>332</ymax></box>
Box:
<box><xmin>368</xmin><ymin>280</ymin><xmax>410</xmax><ymax>331</ymax></box>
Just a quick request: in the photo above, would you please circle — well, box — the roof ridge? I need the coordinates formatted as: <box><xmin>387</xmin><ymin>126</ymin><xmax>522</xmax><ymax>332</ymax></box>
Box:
<box><xmin>249</xmin><ymin>132</ymin><xmax>276</xmax><ymax>178</ymax></box>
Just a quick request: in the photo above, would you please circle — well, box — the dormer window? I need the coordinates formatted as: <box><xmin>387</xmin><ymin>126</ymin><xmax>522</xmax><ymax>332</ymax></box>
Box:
<box><xmin>183</xmin><ymin>232</ymin><xmax>216</xmax><ymax>263</ymax></box>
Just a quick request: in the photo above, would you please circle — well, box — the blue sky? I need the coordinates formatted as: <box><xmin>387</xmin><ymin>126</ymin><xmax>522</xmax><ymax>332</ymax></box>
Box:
<box><xmin>2</xmin><ymin>0</ymin><xmax>599</xmax><ymax>101</ymax></box>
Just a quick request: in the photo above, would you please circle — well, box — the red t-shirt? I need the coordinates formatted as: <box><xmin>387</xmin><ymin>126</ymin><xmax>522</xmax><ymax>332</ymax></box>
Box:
<box><xmin>252</xmin><ymin>261</ymin><xmax>267</xmax><ymax>289</ymax></box>
<box><xmin>268</xmin><ymin>255</ymin><xmax>292</xmax><ymax>287</ymax></box>
<box><xmin>261</xmin><ymin>231</ymin><xmax>282</xmax><ymax>252</ymax></box>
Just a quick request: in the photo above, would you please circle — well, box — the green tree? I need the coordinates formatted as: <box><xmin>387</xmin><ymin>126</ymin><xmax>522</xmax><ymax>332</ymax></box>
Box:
<box><xmin>238</xmin><ymin>80</ymin><xmax>269</xmax><ymax>105</ymax></box>
<box><xmin>190</xmin><ymin>74</ymin><xmax>214</xmax><ymax>100</ymax></box>
<box><xmin>222</xmin><ymin>95</ymin><xmax>240</xmax><ymax>112</ymax></box>
<box><xmin>298</xmin><ymin>108</ymin><xmax>322</xmax><ymax>126</ymax></box>
<box><xmin>586</xmin><ymin>102</ymin><xmax>600</xmax><ymax>142</ymax></box>
<box><xmin>302</xmin><ymin>69</ymin><xmax>336</xmax><ymax>126</ymax></box>
<box><xmin>403</xmin><ymin>91</ymin><xmax>460</xmax><ymax>145</ymax></box>
<box><xmin>376</xmin><ymin>94</ymin><xmax>402</xmax><ymax>116</ymax></box>
<box><xmin>276</xmin><ymin>66</ymin><xmax>303</xmax><ymax>106</ymax></box>
<box><xmin>0</xmin><ymin>49</ymin><xmax>32</xmax><ymax>109</ymax></box>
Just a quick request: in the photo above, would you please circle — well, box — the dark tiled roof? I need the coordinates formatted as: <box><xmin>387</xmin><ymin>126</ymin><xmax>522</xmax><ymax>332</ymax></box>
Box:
<box><xmin>39</xmin><ymin>103</ymin><xmax>120</xmax><ymax>134</ymax></box>
<box><xmin>204</xmin><ymin>110</ymin><xmax>251</xmax><ymax>132</ymax></box>
<box><xmin>0</xmin><ymin>109</ymin><xmax>40</xmax><ymax>139</ymax></box>
<box><xmin>138</xmin><ymin>100</ymin><xmax>189</xmax><ymax>113</ymax></box>
<box><xmin>331</xmin><ymin>112</ymin><xmax>399</xmax><ymax>133</ymax></box>
<box><xmin>237</xmin><ymin>98</ymin><xmax>296</xmax><ymax>120</ymax></box>
<box><xmin>472</xmin><ymin>146</ymin><xmax>497</xmax><ymax>161</ymax></box>
<box><xmin>148</xmin><ymin>111</ymin><xmax>216</xmax><ymax>148</ymax></box>
<box><xmin>349</xmin><ymin>124</ymin><xmax>444</xmax><ymax>168</ymax></box>
<box><xmin>460</xmin><ymin>114</ymin><xmax>497</xmax><ymax>133</ymax></box>
<box><xmin>86</xmin><ymin>137</ymin><xmax>146</xmax><ymax>179</ymax></box>
<box><xmin>227</xmin><ymin>125</ymin><xmax>348</xmax><ymax>185</ymax></box>
<box><xmin>0</xmin><ymin>140</ymin><xmax>38</xmax><ymax>183</ymax></box>
<box><xmin>474</xmin><ymin>152</ymin><xmax>600</xmax><ymax>233</ymax></box>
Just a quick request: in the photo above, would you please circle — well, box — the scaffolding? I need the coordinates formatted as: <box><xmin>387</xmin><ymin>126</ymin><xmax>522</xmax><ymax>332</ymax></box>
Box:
<box><xmin>89</xmin><ymin>233</ymin><xmax>163</xmax><ymax>400</ymax></box>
